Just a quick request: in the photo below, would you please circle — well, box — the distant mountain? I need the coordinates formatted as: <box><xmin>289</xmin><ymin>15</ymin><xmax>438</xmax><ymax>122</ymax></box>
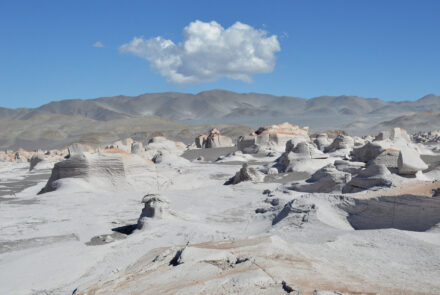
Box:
<box><xmin>1</xmin><ymin>90</ymin><xmax>439</xmax><ymax>149</ymax></box>
<box><xmin>0</xmin><ymin>113</ymin><xmax>253</xmax><ymax>150</ymax></box>
<box><xmin>371</xmin><ymin>110</ymin><xmax>440</xmax><ymax>133</ymax></box>
<box><xmin>3</xmin><ymin>90</ymin><xmax>439</xmax><ymax>124</ymax></box>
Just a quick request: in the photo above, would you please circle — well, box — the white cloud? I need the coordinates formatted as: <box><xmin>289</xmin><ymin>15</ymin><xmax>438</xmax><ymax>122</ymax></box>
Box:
<box><xmin>119</xmin><ymin>20</ymin><xmax>281</xmax><ymax>84</ymax></box>
<box><xmin>93</xmin><ymin>41</ymin><xmax>104</xmax><ymax>48</ymax></box>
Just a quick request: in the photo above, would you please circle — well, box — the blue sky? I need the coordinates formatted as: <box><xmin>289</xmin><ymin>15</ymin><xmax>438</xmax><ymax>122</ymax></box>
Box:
<box><xmin>0</xmin><ymin>0</ymin><xmax>439</xmax><ymax>108</ymax></box>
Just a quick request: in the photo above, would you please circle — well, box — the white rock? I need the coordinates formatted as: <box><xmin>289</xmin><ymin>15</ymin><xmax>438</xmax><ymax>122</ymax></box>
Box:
<box><xmin>398</xmin><ymin>148</ymin><xmax>428</xmax><ymax>175</ymax></box>
<box><xmin>137</xmin><ymin>194</ymin><xmax>171</xmax><ymax>228</ymax></box>
<box><xmin>237</xmin><ymin>122</ymin><xmax>310</xmax><ymax>153</ymax></box>
<box><xmin>228</xmin><ymin>163</ymin><xmax>265</xmax><ymax>184</ymax></box>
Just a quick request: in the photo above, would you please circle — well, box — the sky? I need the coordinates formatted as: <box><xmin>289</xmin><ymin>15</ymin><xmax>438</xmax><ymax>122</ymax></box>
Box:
<box><xmin>0</xmin><ymin>0</ymin><xmax>439</xmax><ymax>108</ymax></box>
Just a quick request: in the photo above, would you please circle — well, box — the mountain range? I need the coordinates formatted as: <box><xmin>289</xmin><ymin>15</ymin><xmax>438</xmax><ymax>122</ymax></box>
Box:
<box><xmin>1</xmin><ymin>90</ymin><xmax>439</xmax><ymax>149</ymax></box>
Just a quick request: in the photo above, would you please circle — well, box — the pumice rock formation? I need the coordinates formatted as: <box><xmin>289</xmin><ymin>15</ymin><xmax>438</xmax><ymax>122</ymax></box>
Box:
<box><xmin>342</xmin><ymin>164</ymin><xmax>395</xmax><ymax>193</ymax></box>
<box><xmin>137</xmin><ymin>194</ymin><xmax>171</xmax><ymax>229</ymax></box>
<box><xmin>195</xmin><ymin>128</ymin><xmax>234</xmax><ymax>148</ymax></box>
<box><xmin>237</xmin><ymin>122</ymin><xmax>310</xmax><ymax>153</ymax></box>
<box><xmin>398</xmin><ymin>147</ymin><xmax>428</xmax><ymax>174</ymax></box>
<box><xmin>39</xmin><ymin>151</ymin><xmax>155</xmax><ymax>194</ymax></box>
<box><xmin>313</xmin><ymin>133</ymin><xmax>331</xmax><ymax>151</ymax></box>
<box><xmin>2</xmin><ymin>122</ymin><xmax>440</xmax><ymax>295</ymax></box>
<box><xmin>275</xmin><ymin>140</ymin><xmax>333</xmax><ymax>174</ymax></box>
<box><xmin>29</xmin><ymin>154</ymin><xmax>44</xmax><ymax>171</ymax></box>
<box><xmin>226</xmin><ymin>163</ymin><xmax>265</xmax><ymax>184</ymax></box>
<box><xmin>291</xmin><ymin>164</ymin><xmax>352</xmax><ymax>193</ymax></box>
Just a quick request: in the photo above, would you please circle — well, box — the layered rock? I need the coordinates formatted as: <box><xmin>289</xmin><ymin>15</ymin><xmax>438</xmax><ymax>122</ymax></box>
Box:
<box><xmin>370</xmin><ymin>149</ymin><xmax>400</xmax><ymax>172</ymax></box>
<box><xmin>342</xmin><ymin>164</ymin><xmax>394</xmax><ymax>193</ymax></box>
<box><xmin>398</xmin><ymin>148</ymin><xmax>428</xmax><ymax>175</ymax></box>
<box><xmin>237</xmin><ymin>122</ymin><xmax>310</xmax><ymax>153</ymax></box>
<box><xmin>39</xmin><ymin>151</ymin><xmax>154</xmax><ymax>194</ymax></box>
<box><xmin>291</xmin><ymin>164</ymin><xmax>351</xmax><ymax>193</ymax></box>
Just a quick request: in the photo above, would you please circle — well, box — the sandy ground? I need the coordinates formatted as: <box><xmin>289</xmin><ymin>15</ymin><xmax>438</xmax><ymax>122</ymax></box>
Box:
<box><xmin>0</xmin><ymin>151</ymin><xmax>439</xmax><ymax>295</ymax></box>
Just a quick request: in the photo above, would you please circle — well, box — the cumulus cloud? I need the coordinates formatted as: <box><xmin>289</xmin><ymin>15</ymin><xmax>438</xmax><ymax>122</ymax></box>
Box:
<box><xmin>119</xmin><ymin>20</ymin><xmax>280</xmax><ymax>84</ymax></box>
<box><xmin>93</xmin><ymin>41</ymin><xmax>104</xmax><ymax>48</ymax></box>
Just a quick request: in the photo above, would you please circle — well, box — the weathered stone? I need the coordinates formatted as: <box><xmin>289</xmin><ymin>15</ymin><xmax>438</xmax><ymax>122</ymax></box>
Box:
<box><xmin>398</xmin><ymin>148</ymin><xmax>428</xmax><ymax>175</ymax></box>
<box><xmin>226</xmin><ymin>163</ymin><xmax>265</xmax><ymax>184</ymax></box>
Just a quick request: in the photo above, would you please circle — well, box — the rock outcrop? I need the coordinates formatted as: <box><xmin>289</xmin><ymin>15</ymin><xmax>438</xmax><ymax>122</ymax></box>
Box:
<box><xmin>326</xmin><ymin>135</ymin><xmax>354</xmax><ymax>152</ymax></box>
<box><xmin>291</xmin><ymin>164</ymin><xmax>351</xmax><ymax>193</ymax></box>
<box><xmin>313</xmin><ymin>133</ymin><xmax>331</xmax><ymax>151</ymax></box>
<box><xmin>68</xmin><ymin>143</ymin><xmax>95</xmax><ymax>157</ymax></box>
<box><xmin>276</xmin><ymin>141</ymin><xmax>333</xmax><ymax>174</ymax></box>
<box><xmin>39</xmin><ymin>151</ymin><xmax>154</xmax><ymax>194</ymax></box>
<box><xmin>351</xmin><ymin>142</ymin><xmax>385</xmax><ymax>163</ymax></box>
<box><xmin>398</xmin><ymin>148</ymin><xmax>428</xmax><ymax>175</ymax></box>
<box><xmin>226</xmin><ymin>163</ymin><xmax>265</xmax><ymax>184</ymax></box>
<box><xmin>237</xmin><ymin>122</ymin><xmax>310</xmax><ymax>153</ymax></box>
<box><xmin>137</xmin><ymin>194</ymin><xmax>171</xmax><ymax>229</ymax></box>
<box><xmin>195</xmin><ymin>135</ymin><xmax>208</xmax><ymax>148</ymax></box>
<box><xmin>412</xmin><ymin>130</ymin><xmax>440</xmax><ymax>143</ymax></box>
<box><xmin>195</xmin><ymin>129</ymin><xmax>234</xmax><ymax>148</ymax></box>
<box><xmin>334</xmin><ymin>159</ymin><xmax>365</xmax><ymax>174</ymax></box>
<box><xmin>145</xmin><ymin>136</ymin><xmax>186</xmax><ymax>159</ymax></box>
<box><xmin>370</xmin><ymin>149</ymin><xmax>400</xmax><ymax>172</ymax></box>
<box><xmin>342</xmin><ymin>164</ymin><xmax>394</xmax><ymax>193</ymax></box>
<box><xmin>106</xmin><ymin>138</ymin><xmax>134</xmax><ymax>153</ymax></box>
<box><xmin>29</xmin><ymin>154</ymin><xmax>44</xmax><ymax>171</ymax></box>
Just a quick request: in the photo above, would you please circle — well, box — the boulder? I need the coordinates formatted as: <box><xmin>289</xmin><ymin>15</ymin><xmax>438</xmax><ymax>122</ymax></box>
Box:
<box><xmin>277</xmin><ymin>142</ymin><xmax>332</xmax><ymax>174</ymax></box>
<box><xmin>236</xmin><ymin>135</ymin><xmax>259</xmax><ymax>153</ymax></box>
<box><xmin>369</xmin><ymin>149</ymin><xmax>400</xmax><ymax>172</ymax></box>
<box><xmin>398</xmin><ymin>148</ymin><xmax>428</xmax><ymax>175</ymax></box>
<box><xmin>226</xmin><ymin>163</ymin><xmax>265</xmax><ymax>184</ymax></box>
<box><xmin>137</xmin><ymin>194</ymin><xmax>170</xmax><ymax>228</ymax></box>
<box><xmin>351</xmin><ymin>142</ymin><xmax>385</xmax><ymax>163</ymax></box>
<box><xmin>29</xmin><ymin>154</ymin><xmax>44</xmax><ymax>171</ymax></box>
<box><xmin>313</xmin><ymin>133</ymin><xmax>331</xmax><ymax>151</ymax></box>
<box><xmin>291</xmin><ymin>164</ymin><xmax>351</xmax><ymax>193</ymax></box>
<box><xmin>353</xmin><ymin>136</ymin><xmax>366</xmax><ymax>147</ymax></box>
<box><xmin>342</xmin><ymin>164</ymin><xmax>393</xmax><ymax>193</ymax></box>
<box><xmin>326</xmin><ymin>135</ymin><xmax>354</xmax><ymax>152</ymax></box>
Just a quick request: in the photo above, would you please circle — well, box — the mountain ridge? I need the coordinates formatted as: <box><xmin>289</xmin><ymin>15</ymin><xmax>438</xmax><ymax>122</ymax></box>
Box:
<box><xmin>2</xmin><ymin>90</ymin><xmax>438</xmax><ymax>123</ymax></box>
